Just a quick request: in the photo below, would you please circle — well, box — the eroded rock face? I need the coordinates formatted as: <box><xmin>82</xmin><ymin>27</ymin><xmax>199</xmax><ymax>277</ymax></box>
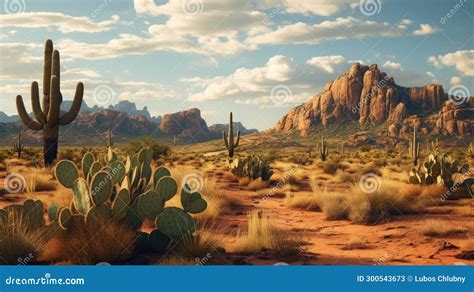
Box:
<box><xmin>159</xmin><ymin>108</ymin><xmax>208</xmax><ymax>135</ymax></box>
<box><xmin>274</xmin><ymin>63</ymin><xmax>472</xmax><ymax>137</ymax></box>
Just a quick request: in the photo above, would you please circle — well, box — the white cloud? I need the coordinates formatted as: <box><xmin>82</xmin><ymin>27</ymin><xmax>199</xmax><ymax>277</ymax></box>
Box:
<box><xmin>0</xmin><ymin>12</ymin><xmax>119</xmax><ymax>33</ymax></box>
<box><xmin>248</xmin><ymin>17</ymin><xmax>406</xmax><ymax>46</ymax></box>
<box><xmin>307</xmin><ymin>55</ymin><xmax>345</xmax><ymax>73</ymax></box>
<box><xmin>412</xmin><ymin>24</ymin><xmax>439</xmax><ymax>36</ymax></box>
<box><xmin>382</xmin><ymin>61</ymin><xmax>402</xmax><ymax>70</ymax></box>
<box><xmin>256</xmin><ymin>0</ymin><xmax>354</xmax><ymax>16</ymax></box>
<box><xmin>0</xmin><ymin>43</ymin><xmax>42</xmax><ymax>80</ymax></box>
<box><xmin>428</xmin><ymin>50</ymin><xmax>474</xmax><ymax>76</ymax></box>
<box><xmin>449</xmin><ymin>76</ymin><xmax>462</xmax><ymax>85</ymax></box>
<box><xmin>184</xmin><ymin>54</ymin><xmax>352</xmax><ymax>106</ymax></box>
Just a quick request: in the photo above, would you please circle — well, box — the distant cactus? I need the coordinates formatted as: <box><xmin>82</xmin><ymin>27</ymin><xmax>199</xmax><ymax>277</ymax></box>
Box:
<box><xmin>230</xmin><ymin>155</ymin><xmax>273</xmax><ymax>181</ymax></box>
<box><xmin>408</xmin><ymin>152</ymin><xmax>469</xmax><ymax>189</ymax></box>
<box><xmin>106</xmin><ymin>128</ymin><xmax>113</xmax><ymax>148</ymax></box>
<box><xmin>12</xmin><ymin>130</ymin><xmax>25</xmax><ymax>159</ymax></box>
<box><xmin>52</xmin><ymin>147</ymin><xmax>207</xmax><ymax>250</ymax></box>
<box><xmin>408</xmin><ymin>125</ymin><xmax>420</xmax><ymax>166</ymax></box>
<box><xmin>15</xmin><ymin>39</ymin><xmax>83</xmax><ymax>166</ymax></box>
<box><xmin>319</xmin><ymin>136</ymin><xmax>328</xmax><ymax>161</ymax></box>
<box><xmin>222</xmin><ymin>112</ymin><xmax>240</xmax><ymax>159</ymax></box>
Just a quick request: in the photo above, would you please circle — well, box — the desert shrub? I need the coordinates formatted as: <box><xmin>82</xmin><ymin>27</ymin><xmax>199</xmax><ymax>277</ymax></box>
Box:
<box><xmin>0</xmin><ymin>209</ymin><xmax>50</xmax><ymax>264</ymax></box>
<box><xmin>125</xmin><ymin>136</ymin><xmax>170</xmax><ymax>160</ymax></box>
<box><xmin>333</xmin><ymin>170</ymin><xmax>355</xmax><ymax>183</ymax></box>
<box><xmin>24</xmin><ymin>168</ymin><xmax>56</xmax><ymax>193</ymax></box>
<box><xmin>288</xmin><ymin>154</ymin><xmax>311</xmax><ymax>165</ymax></box>
<box><xmin>196</xmin><ymin>177</ymin><xmax>231</xmax><ymax>223</ymax></box>
<box><xmin>176</xmin><ymin>230</ymin><xmax>217</xmax><ymax>259</ymax></box>
<box><xmin>360</xmin><ymin>145</ymin><xmax>371</xmax><ymax>152</ymax></box>
<box><xmin>234</xmin><ymin>210</ymin><xmax>302</xmax><ymax>256</ymax></box>
<box><xmin>418</xmin><ymin>219</ymin><xmax>468</xmax><ymax>237</ymax></box>
<box><xmin>322</xmin><ymin>159</ymin><xmax>343</xmax><ymax>175</ymax></box>
<box><xmin>247</xmin><ymin>178</ymin><xmax>268</xmax><ymax>191</ymax></box>
<box><xmin>284</xmin><ymin>193</ymin><xmax>320</xmax><ymax>211</ymax></box>
<box><xmin>40</xmin><ymin>220</ymin><xmax>135</xmax><ymax>264</ymax></box>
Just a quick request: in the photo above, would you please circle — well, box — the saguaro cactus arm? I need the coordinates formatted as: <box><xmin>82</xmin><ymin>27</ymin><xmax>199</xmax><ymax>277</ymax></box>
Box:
<box><xmin>222</xmin><ymin>131</ymin><xmax>229</xmax><ymax>149</ymax></box>
<box><xmin>60</xmin><ymin>82</ymin><xmax>83</xmax><ymax>125</ymax></box>
<box><xmin>16</xmin><ymin>95</ymin><xmax>42</xmax><ymax>130</ymax></box>
<box><xmin>31</xmin><ymin>81</ymin><xmax>46</xmax><ymax>124</ymax></box>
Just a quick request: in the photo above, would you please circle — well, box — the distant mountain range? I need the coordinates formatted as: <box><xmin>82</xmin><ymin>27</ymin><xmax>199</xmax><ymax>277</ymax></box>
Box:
<box><xmin>0</xmin><ymin>103</ymin><xmax>257</xmax><ymax>146</ymax></box>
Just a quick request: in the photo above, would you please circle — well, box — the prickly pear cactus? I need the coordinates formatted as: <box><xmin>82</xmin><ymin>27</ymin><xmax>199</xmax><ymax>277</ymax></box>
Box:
<box><xmin>55</xmin><ymin>160</ymin><xmax>79</xmax><ymax>188</ymax></box>
<box><xmin>156</xmin><ymin>207</ymin><xmax>195</xmax><ymax>239</ymax></box>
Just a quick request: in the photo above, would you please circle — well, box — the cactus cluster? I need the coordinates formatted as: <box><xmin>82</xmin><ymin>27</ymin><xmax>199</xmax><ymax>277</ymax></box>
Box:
<box><xmin>0</xmin><ymin>199</ymin><xmax>45</xmax><ymax>230</ymax></box>
<box><xmin>319</xmin><ymin>136</ymin><xmax>328</xmax><ymax>161</ymax></box>
<box><xmin>222</xmin><ymin>112</ymin><xmax>240</xmax><ymax>160</ymax></box>
<box><xmin>408</xmin><ymin>125</ymin><xmax>420</xmax><ymax>166</ymax></box>
<box><xmin>12</xmin><ymin>131</ymin><xmax>25</xmax><ymax>159</ymax></box>
<box><xmin>15</xmin><ymin>39</ymin><xmax>83</xmax><ymax>166</ymax></box>
<box><xmin>52</xmin><ymin>146</ymin><xmax>207</xmax><ymax>252</ymax></box>
<box><xmin>409</xmin><ymin>153</ymin><xmax>469</xmax><ymax>187</ymax></box>
<box><xmin>230</xmin><ymin>155</ymin><xmax>273</xmax><ymax>181</ymax></box>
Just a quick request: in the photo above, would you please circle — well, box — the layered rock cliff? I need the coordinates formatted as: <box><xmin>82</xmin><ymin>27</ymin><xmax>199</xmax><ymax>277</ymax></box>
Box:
<box><xmin>275</xmin><ymin>63</ymin><xmax>472</xmax><ymax>137</ymax></box>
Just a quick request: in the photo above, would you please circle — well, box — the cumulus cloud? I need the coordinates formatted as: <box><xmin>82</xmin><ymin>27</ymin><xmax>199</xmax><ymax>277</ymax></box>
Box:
<box><xmin>428</xmin><ymin>50</ymin><xmax>474</xmax><ymax>76</ymax></box>
<box><xmin>256</xmin><ymin>0</ymin><xmax>354</xmax><ymax>16</ymax></box>
<box><xmin>412</xmin><ymin>24</ymin><xmax>439</xmax><ymax>36</ymax></box>
<box><xmin>0</xmin><ymin>12</ymin><xmax>119</xmax><ymax>33</ymax></box>
<box><xmin>449</xmin><ymin>76</ymin><xmax>462</xmax><ymax>85</ymax></box>
<box><xmin>0</xmin><ymin>43</ymin><xmax>42</xmax><ymax>79</ymax></box>
<box><xmin>184</xmin><ymin>54</ymin><xmax>355</xmax><ymax>106</ymax></box>
<box><xmin>382</xmin><ymin>61</ymin><xmax>403</xmax><ymax>70</ymax></box>
<box><xmin>247</xmin><ymin>17</ymin><xmax>406</xmax><ymax>46</ymax></box>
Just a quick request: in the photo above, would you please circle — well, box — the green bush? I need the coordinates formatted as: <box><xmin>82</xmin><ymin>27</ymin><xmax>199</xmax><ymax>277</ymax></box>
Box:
<box><xmin>125</xmin><ymin>136</ymin><xmax>170</xmax><ymax>160</ymax></box>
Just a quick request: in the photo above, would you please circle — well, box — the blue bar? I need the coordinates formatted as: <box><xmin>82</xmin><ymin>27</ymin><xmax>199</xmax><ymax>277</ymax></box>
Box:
<box><xmin>0</xmin><ymin>266</ymin><xmax>472</xmax><ymax>292</ymax></box>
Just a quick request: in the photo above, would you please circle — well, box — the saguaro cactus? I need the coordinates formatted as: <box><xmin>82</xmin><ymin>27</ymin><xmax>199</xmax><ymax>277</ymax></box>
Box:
<box><xmin>222</xmin><ymin>112</ymin><xmax>240</xmax><ymax>159</ymax></box>
<box><xmin>409</xmin><ymin>125</ymin><xmax>420</xmax><ymax>166</ymax></box>
<box><xmin>16</xmin><ymin>39</ymin><xmax>83</xmax><ymax>166</ymax></box>
<box><xmin>12</xmin><ymin>130</ymin><xmax>25</xmax><ymax>159</ymax></box>
<box><xmin>106</xmin><ymin>128</ymin><xmax>113</xmax><ymax>148</ymax></box>
<box><xmin>319</xmin><ymin>136</ymin><xmax>328</xmax><ymax>161</ymax></box>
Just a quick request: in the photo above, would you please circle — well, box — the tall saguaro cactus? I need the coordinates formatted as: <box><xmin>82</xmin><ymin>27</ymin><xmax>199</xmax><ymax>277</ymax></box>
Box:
<box><xmin>15</xmin><ymin>39</ymin><xmax>83</xmax><ymax>166</ymax></box>
<box><xmin>409</xmin><ymin>124</ymin><xmax>420</xmax><ymax>166</ymax></box>
<box><xmin>106</xmin><ymin>128</ymin><xmax>113</xmax><ymax>148</ymax></box>
<box><xmin>12</xmin><ymin>130</ymin><xmax>25</xmax><ymax>159</ymax></box>
<box><xmin>319</xmin><ymin>136</ymin><xmax>328</xmax><ymax>161</ymax></box>
<box><xmin>222</xmin><ymin>112</ymin><xmax>240</xmax><ymax>159</ymax></box>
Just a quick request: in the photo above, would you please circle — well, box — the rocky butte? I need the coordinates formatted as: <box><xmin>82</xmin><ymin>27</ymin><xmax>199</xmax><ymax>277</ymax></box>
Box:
<box><xmin>275</xmin><ymin>63</ymin><xmax>473</xmax><ymax>138</ymax></box>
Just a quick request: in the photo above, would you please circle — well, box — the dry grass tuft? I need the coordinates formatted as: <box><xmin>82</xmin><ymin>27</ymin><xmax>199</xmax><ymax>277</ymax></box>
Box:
<box><xmin>24</xmin><ymin>168</ymin><xmax>56</xmax><ymax>193</ymax></box>
<box><xmin>40</xmin><ymin>221</ymin><xmax>136</xmax><ymax>264</ymax></box>
<box><xmin>247</xmin><ymin>178</ymin><xmax>268</xmax><ymax>191</ymax></box>
<box><xmin>0</xmin><ymin>210</ymin><xmax>50</xmax><ymax>264</ymax></box>
<box><xmin>284</xmin><ymin>192</ymin><xmax>320</xmax><ymax>211</ymax></box>
<box><xmin>418</xmin><ymin>219</ymin><xmax>468</xmax><ymax>237</ymax></box>
<box><xmin>234</xmin><ymin>210</ymin><xmax>302</xmax><ymax>256</ymax></box>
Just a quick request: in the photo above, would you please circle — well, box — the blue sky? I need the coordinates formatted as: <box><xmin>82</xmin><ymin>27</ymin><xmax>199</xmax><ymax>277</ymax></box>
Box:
<box><xmin>0</xmin><ymin>0</ymin><xmax>472</xmax><ymax>130</ymax></box>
